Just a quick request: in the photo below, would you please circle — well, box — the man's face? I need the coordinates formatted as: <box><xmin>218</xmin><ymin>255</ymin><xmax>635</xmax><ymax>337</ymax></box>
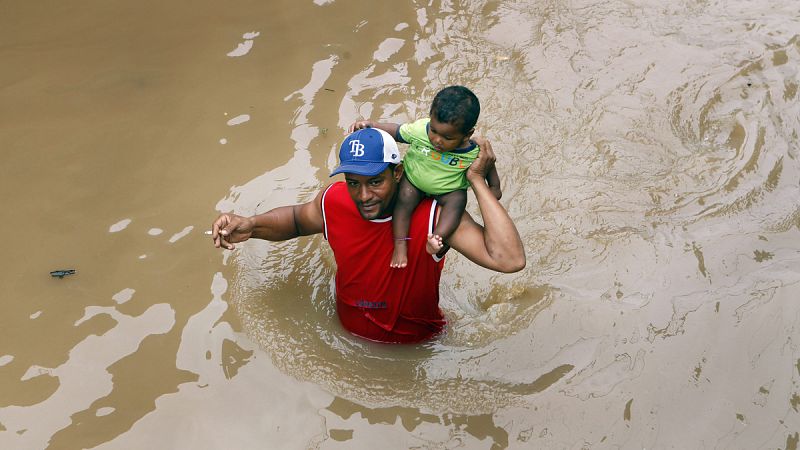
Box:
<box><xmin>428</xmin><ymin>116</ymin><xmax>473</xmax><ymax>152</ymax></box>
<box><xmin>344</xmin><ymin>165</ymin><xmax>403</xmax><ymax>220</ymax></box>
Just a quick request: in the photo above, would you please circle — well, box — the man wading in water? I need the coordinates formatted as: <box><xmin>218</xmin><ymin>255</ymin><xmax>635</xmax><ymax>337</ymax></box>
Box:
<box><xmin>211</xmin><ymin>129</ymin><xmax>525</xmax><ymax>343</ymax></box>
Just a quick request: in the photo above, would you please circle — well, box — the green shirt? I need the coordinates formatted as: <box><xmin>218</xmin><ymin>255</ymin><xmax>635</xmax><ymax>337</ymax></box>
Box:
<box><xmin>398</xmin><ymin>118</ymin><xmax>480</xmax><ymax>195</ymax></box>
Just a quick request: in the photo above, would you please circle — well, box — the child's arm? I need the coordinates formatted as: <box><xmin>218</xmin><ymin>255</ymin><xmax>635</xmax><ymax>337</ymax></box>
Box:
<box><xmin>486</xmin><ymin>164</ymin><xmax>502</xmax><ymax>200</ymax></box>
<box><xmin>348</xmin><ymin>120</ymin><xmax>401</xmax><ymax>142</ymax></box>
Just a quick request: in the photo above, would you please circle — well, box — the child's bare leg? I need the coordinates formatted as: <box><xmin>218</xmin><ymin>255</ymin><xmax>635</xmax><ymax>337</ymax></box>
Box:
<box><xmin>391</xmin><ymin>176</ymin><xmax>423</xmax><ymax>268</ymax></box>
<box><xmin>430</xmin><ymin>190</ymin><xmax>467</xmax><ymax>255</ymax></box>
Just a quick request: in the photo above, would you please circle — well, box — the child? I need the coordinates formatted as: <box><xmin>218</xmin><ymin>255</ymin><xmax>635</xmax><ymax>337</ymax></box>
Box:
<box><xmin>348</xmin><ymin>86</ymin><xmax>502</xmax><ymax>268</ymax></box>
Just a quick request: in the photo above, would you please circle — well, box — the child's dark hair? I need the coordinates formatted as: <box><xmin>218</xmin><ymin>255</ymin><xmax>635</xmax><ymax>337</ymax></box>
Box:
<box><xmin>430</xmin><ymin>85</ymin><xmax>480</xmax><ymax>134</ymax></box>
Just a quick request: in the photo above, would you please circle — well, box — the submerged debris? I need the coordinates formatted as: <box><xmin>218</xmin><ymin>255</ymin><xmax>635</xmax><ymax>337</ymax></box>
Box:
<box><xmin>50</xmin><ymin>269</ymin><xmax>76</xmax><ymax>279</ymax></box>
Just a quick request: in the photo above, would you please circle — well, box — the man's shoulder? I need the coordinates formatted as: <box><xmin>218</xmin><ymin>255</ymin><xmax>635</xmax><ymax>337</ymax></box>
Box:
<box><xmin>326</xmin><ymin>180</ymin><xmax>346</xmax><ymax>190</ymax></box>
<box><xmin>321</xmin><ymin>182</ymin><xmax>349</xmax><ymax>209</ymax></box>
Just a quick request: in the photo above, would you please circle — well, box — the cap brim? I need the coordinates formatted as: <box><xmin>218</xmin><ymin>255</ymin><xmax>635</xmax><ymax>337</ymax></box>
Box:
<box><xmin>330</xmin><ymin>162</ymin><xmax>390</xmax><ymax>177</ymax></box>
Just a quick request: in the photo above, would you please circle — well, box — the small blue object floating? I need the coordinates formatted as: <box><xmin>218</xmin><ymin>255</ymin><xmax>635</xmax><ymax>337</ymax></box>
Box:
<box><xmin>50</xmin><ymin>269</ymin><xmax>76</xmax><ymax>279</ymax></box>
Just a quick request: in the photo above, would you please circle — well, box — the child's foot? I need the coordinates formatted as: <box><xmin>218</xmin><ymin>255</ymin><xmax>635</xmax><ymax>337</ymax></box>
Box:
<box><xmin>426</xmin><ymin>234</ymin><xmax>443</xmax><ymax>255</ymax></box>
<box><xmin>391</xmin><ymin>240</ymin><xmax>408</xmax><ymax>268</ymax></box>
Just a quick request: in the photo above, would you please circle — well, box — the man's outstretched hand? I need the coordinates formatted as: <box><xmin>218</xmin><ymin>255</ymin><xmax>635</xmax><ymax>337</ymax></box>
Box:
<box><xmin>211</xmin><ymin>213</ymin><xmax>255</xmax><ymax>250</ymax></box>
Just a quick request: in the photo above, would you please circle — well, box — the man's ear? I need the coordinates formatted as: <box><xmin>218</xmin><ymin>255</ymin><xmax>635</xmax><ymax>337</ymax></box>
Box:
<box><xmin>393</xmin><ymin>164</ymin><xmax>404</xmax><ymax>182</ymax></box>
<box><xmin>465</xmin><ymin>128</ymin><xmax>475</xmax><ymax>139</ymax></box>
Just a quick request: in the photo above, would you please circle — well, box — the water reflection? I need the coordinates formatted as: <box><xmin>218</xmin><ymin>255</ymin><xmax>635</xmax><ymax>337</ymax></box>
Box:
<box><xmin>324</xmin><ymin>396</ymin><xmax>510</xmax><ymax>447</ymax></box>
<box><xmin>0</xmin><ymin>303</ymin><xmax>175</xmax><ymax>449</ymax></box>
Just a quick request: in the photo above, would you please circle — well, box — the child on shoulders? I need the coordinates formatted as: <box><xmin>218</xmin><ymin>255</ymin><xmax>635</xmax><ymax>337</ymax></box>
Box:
<box><xmin>349</xmin><ymin>85</ymin><xmax>501</xmax><ymax>268</ymax></box>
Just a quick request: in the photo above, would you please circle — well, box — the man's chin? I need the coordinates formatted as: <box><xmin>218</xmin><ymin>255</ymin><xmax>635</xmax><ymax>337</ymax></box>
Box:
<box><xmin>358</xmin><ymin>210</ymin><xmax>379</xmax><ymax>220</ymax></box>
<box><xmin>357</xmin><ymin>205</ymin><xmax>383</xmax><ymax>220</ymax></box>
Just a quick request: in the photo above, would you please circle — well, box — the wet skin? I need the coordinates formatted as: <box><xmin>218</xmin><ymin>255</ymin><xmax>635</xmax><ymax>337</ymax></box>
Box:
<box><xmin>344</xmin><ymin>165</ymin><xmax>404</xmax><ymax>220</ymax></box>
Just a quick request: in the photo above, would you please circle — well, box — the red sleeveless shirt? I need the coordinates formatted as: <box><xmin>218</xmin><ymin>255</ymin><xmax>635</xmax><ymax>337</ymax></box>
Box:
<box><xmin>321</xmin><ymin>182</ymin><xmax>446</xmax><ymax>343</ymax></box>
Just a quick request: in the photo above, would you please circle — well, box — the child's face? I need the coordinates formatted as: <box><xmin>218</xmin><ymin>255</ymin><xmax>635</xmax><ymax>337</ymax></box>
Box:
<box><xmin>428</xmin><ymin>117</ymin><xmax>473</xmax><ymax>152</ymax></box>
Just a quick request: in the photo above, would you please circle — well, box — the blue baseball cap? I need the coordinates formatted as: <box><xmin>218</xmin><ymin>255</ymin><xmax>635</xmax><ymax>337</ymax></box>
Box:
<box><xmin>330</xmin><ymin>128</ymin><xmax>401</xmax><ymax>177</ymax></box>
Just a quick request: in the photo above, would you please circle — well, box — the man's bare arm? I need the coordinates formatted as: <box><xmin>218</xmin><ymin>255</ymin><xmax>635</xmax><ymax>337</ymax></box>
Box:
<box><xmin>447</xmin><ymin>139</ymin><xmax>525</xmax><ymax>273</ymax></box>
<box><xmin>212</xmin><ymin>190</ymin><xmax>325</xmax><ymax>250</ymax></box>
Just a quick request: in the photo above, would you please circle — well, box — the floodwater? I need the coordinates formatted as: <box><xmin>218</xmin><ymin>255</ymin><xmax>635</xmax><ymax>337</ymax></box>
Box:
<box><xmin>1</xmin><ymin>0</ymin><xmax>799</xmax><ymax>448</ymax></box>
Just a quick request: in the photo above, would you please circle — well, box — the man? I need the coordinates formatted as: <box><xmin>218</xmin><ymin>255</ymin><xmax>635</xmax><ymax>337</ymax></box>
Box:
<box><xmin>211</xmin><ymin>127</ymin><xmax>525</xmax><ymax>343</ymax></box>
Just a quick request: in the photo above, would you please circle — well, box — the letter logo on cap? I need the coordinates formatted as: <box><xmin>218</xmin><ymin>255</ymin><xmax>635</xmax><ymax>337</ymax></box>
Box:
<box><xmin>349</xmin><ymin>140</ymin><xmax>365</xmax><ymax>157</ymax></box>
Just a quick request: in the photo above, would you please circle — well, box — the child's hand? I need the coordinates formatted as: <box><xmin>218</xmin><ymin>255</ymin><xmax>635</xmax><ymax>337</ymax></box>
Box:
<box><xmin>488</xmin><ymin>177</ymin><xmax>503</xmax><ymax>200</ymax></box>
<box><xmin>347</xmin><ymin>120</ymin><xmax>374</xmax><ymax>133</ymax></box>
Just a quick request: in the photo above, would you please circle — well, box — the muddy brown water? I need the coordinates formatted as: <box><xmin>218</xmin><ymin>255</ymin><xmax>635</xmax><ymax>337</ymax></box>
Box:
<box><xmin>1</xmin><ymin>0</ymin><xmax>799</xmax><ymax>448</ymax></box>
